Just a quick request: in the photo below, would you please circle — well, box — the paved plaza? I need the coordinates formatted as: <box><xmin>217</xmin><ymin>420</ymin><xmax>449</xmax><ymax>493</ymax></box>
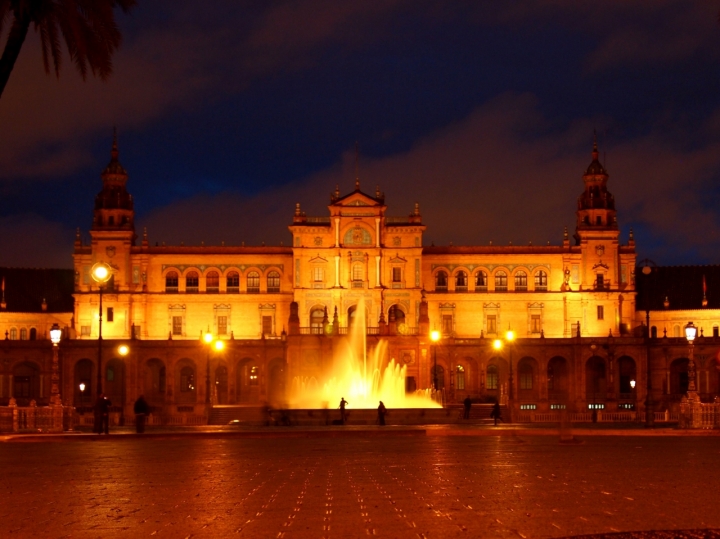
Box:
<box><xmin>2</xmin><ymin>429</ymin><xmax>720</xmax><ymax>538</ymax></box>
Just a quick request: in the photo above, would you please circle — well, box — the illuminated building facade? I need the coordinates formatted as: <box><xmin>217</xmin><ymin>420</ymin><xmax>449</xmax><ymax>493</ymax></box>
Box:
<box><xmin>1</xmin><ymin>136</ymin><xmax>719</xmax><ymax>425</ymax></box>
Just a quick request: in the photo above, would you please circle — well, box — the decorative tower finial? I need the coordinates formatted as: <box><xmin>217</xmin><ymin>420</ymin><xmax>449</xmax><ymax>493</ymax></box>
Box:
<box><xmin>112</xmin><ymin>126</ymin><xmax>119</xmax><ymax>161</ymax></box>
<box><xmin>354</xmin><ymin>141</ymin><xmax>360</xmax><ymax>190</ymax></box>
<box><xmin>592</xmin><ymin>130</ymin><xmax>598</xmax><ymax>160</ymax></box>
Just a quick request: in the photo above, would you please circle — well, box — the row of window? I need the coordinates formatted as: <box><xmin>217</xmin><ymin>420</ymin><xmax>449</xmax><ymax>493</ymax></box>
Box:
<box><xmin>435</xmin><ymin>270</ymin><xmax>548</xmax><ymax>292</ymax></box>
<box><xmin>166</xmin><ymin>270</ymin><xmax>281</xmax><ymax>293</ymax></box>
<box><xmin>5</xmin><ymin>327</ymin><xmax>38</xmax><ymax>340</ymax></box>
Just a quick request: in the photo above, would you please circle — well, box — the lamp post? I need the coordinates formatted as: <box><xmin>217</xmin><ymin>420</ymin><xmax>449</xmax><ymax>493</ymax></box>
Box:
<box><xmin>118</xmin><ymin>344</ymin><xmax>129</xmax><ymax>425</ymax></box>
<box><xmin>684</xmin><ymin>321</ymin><xmax>698</xmax><ymax>397</ymax></box>
<box><xmin>492</xmin><ymin>329</ymin><xmax>515</xmax><ymax>421</ymax></box>
<box><xmin>49</xmin><ymin>323</ymin><xmax>62</xmax><ymax>406</ymax></box>
<box><xmin>640</xmin><ymin>263</ymin><xmax>655</xmax><ymax>427</ymax></box>
<box><xmin>430</xmin><ymin>330</ymin><xmax>440</xmax><ymax>392</ymax></box>
<box><xmin>90</xmin><ymin>262</ymin><xmax>112</xmax><ymax>395</ymax></box>
<box><xmin>684</xmin><ymin>321</ymin><xmax>699</xmax><ymax>429</ymax></box>
<box><xmin>203</xmin><ymin>332</ymin><xmax>225</xmax><ymax>405</ymax></box>
<box><xmin>79</xmin><ymin>383</ymin><xmax>86</xmax><ymax>405</ymax></box>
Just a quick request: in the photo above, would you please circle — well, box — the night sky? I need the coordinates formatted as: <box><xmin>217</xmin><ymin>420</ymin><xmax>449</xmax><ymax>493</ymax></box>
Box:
<box><xmin>2</xmin><ymin>1</ymin><xmax>720</xmax><ymax>268</ymax></box>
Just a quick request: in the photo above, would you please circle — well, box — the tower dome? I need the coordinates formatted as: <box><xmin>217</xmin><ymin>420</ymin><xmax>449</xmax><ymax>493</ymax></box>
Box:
<box><xmin>92</xmin><ymin>130</ymin><xmax>135</xmax><ymax>239</ymax></box>
<box><xmin>575</xmin><ymin>135</ymin><xmax>616</xmax><ymax>241</ymax></box>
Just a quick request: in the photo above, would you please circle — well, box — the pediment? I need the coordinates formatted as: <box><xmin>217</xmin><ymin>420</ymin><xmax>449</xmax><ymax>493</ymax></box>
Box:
<box><xmin>309</xmin><ymin>255</ymin><xmax>328</xmax><ymax>263</ymax></box>
<box><xmin>331</xmin><ymin>190</ymin><xmax>382</xmax><ymax>208</ymax></box>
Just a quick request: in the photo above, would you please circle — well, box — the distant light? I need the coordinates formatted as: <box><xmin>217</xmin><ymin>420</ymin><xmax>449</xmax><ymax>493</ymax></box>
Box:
<box><xmin>118</xmin><ymin>344</ymin><xmax>129</xmax><ymax>356</ymax></box>
<box><xmin>214</xmin><ymin>340</ymin><xmax>224</xmax><ymax>351</ymax></box>
<box><xmin>493</xmin><ymin>339</ymin><xmax>503</xmax><ymax>350</ymax></box>
<box><xmin>630</xmin><ymin>379</ymin><xmax>636</xmax><ymax>389</ymax></box>
<box><xmin>506</xmin><ymin>329</ymin><xmax>515</xmax><ymax>342</ymax></box>
<box><xmin>50</xmin><ymin>323</ymin><xmax>62</xmax><ymax>345</ymax></box>
<box><xmin>79</xmin><ymin>383</ymin><xmax>86</xmax><ymax>392</ymax></box>
<box><xmin>430</xmin><ymin>330</ymin><xmax>441</xmax><ymax>342</ymax></box>
<box><xmin>685</xmin><ymin>321</ymin><xmax>697</xmax><ymax>343</ymax></box>
<box><xmin>204</xmin><ymin>332</ymin><xmax>214</xmax><ymax>343</ymax></box>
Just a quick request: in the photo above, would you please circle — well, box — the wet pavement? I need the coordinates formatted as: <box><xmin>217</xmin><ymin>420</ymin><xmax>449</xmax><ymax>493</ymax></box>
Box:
<box><xmin>1</xmin><ymin>430</ymin><xmax>720</xmax><ymax>538</ymax></box>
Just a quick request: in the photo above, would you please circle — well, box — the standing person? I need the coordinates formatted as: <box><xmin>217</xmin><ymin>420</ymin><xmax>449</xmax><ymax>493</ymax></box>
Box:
<box><xmin>338</xmin><ymin>397</ymin><xmax>348</xmax><ymax>424</ymax></box>
<box><xmin>490</xmin><ymin>401</ymin><xmax>503</xmax><ymax>426</ymax></box>
<box><xmin>96</xmin><ymin>393</ymin><xmax>112</xmax><ymax>434</ymax></box>
<box><xmin>377</xmin><ymin>401</ymin><xmax>387</xmax><ymax>426</ymax></box>
<box><xmin>133</xmin><ymin>394</ymin><xmax>150</xmax><ymax>433</ymax></box>
<box><xmin>463</xmin><ymin>396</ymin><xmax>472</xmax><ymax>420</ymax></box>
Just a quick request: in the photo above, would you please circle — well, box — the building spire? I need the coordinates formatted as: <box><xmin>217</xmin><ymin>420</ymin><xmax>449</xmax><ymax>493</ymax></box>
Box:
<box><xmin>592</xmin><ymin>130</ymin><xmax>598</xmax><ymax>161</ymax></box>
<box><xmin>112</xmin><ymin>126</ymin><xmax>119</xmax><ymax>161</ymax></box>
<box><xmin>354</xmin><ymin>141</ymin><xmax>360</xmax><ymax>190</ymax></box>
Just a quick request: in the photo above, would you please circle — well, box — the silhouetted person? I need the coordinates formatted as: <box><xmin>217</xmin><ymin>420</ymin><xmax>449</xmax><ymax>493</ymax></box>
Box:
<box><xmin>94</xmin><ymin>393</ymin><xmax>112</xmax><ymax>434</ymax></box>
<box><xmin>490</xmin><ymin>402</ymin><xmax>503</xmax><ymax>426</ymax></box>
<box><xmin>463</xmin><ymin>396</ymin><xmax>472</xmax><ymax>419</ymax></box>
<box><xmin>377</xmin><ymin>401</ymin><xmax>387</xmax><ymax>426</ymax></box>
<box><xmin>133</xmin><ymin>394</ymin><xmax>150</xmax><ymax>433</ymax></box>
<box><xmin>339</xmin><ymin>397</ymin><xmax>348</xmax><ymax>424</ymax></box>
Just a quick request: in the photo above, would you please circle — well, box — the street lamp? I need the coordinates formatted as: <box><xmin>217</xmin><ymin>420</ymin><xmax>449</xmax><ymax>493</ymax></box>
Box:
<box><xmin>117</xmin><ymin>344</ymin><xmax>130</xmax><ymax>425</ymax></box>
<box><xmin>430</xmin><ymin>330</ymin><xmax>440</xmax><ymax>392</ymax></box>
<box><xmin>492</xmin><ymin>329</ymin><xmax>515</xmax><ymax>420</ymax></box>
<box><xmin>90</xmin><ymin>262</ymin><xmax>112</xmax><ymax>395</ymax></box>
<box><xmin>49</xmin><ymin>323</ymin><xmax>62</xmax><ymax>406</ymax></box>
<box><xmin>204</xmin><ymin>332</ymin><xmax>225</xmax><ymax>405</ymax></box>
<box><xmin>684</xmin><ymin>321</ymin><xmax>698</xmax><ymax>398</ymax></box>
<box><xmin>79</xmin><ymin>382</ymin><xmax>86</xmax><ymax>405</ymax></box>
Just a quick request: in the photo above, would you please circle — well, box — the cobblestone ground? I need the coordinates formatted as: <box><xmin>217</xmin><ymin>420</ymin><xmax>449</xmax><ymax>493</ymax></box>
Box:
<box><xmin>1</xmin><ymin>433</ymin><xmax>720</xmax><ymax>538</ymax></box>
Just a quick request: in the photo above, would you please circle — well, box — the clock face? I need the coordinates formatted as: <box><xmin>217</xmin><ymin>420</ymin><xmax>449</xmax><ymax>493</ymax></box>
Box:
<box><xmin>595</xmin><ymin>245</ymin><xmax>605</xmax><ymax>256</ymax></box>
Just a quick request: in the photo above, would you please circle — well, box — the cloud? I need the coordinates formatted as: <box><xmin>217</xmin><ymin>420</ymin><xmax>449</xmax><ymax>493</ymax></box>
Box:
<box><xmin>134</xmin><ymin>92</ymin><xmax>720</xmax><ymax>266</ymax></box>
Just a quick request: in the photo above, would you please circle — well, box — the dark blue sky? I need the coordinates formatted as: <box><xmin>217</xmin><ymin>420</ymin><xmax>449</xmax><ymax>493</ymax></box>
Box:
<box><xmin>1</xmin><ymin>1</ymin><xmax>720</xmax><ymax>267</ymax></box>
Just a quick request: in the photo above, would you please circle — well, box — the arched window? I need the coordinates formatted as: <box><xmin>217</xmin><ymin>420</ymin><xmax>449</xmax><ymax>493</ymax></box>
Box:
<box><xmin>9</xmin><ymin>328</ymin><xmax>17</xmax><ymax>340</ymax></box>
<box><xmin>249</xmin><ymin>366</ymin><xmax>260</xmax><ymax>386</ymax></box>
<box><xmin>456</xmin><ymin>365</ymin><xmax>466</xmax><ymax>390</ymax></box>
<box><xmin>247</xmin><ymin>271</ymin><xmax>260</xmax><ymax>293</ymax></box>
<box><xmin>20</xmin><ymin>328</ymin><xmax>27</xmax><ymax>340</ymax></box>
<box><xmin>475</xmin><ymin>271</ymin><xmax>487</xmax><ymax>291</ymax></box>
<box><xmin>186</xmin><ymin>271</ymin><xmax>199</xmax><ymax>293</ymax></box>
<box><xmin>165</xmin><ymin>271</ymin><xmax>179</xmax><ymax>293</ymax></box>
<box><xmin>206</xmin><ymin>271</ymin><xmax>219</xmax><ymax>293</ymax></box>
<box><xmin>267</xmin><ymin>271</ymin><xmax>280</xmax><ymax>293</ymax></box>
<box><xmin>310</xmin><ymin>307</ymin><xmax>325</xmax><ymax>335</ymax></box>
<box><xmin>534</xmin><ymin>270</ymin><xmax>548</xmax><ymax>291</ymax></box>
<box><xmin>227</xmin><ymin>271</ymin><xmax>240</xmax><ymax>293</ymax></box>
<box><xmin>495</xmin><ymin>271</ymin><xmax>508</xmax><ymax>292</ymax></box>
<box><xmin>29</xmin><ymin>328</ymin><xmax>37</xmax><ymax>340</ymax></box>
<box><xmin>180</xmin><ymin>366</ymin><xmax>195</xmax><ymax>392</ymax></box>
<box><xmin>435</xmin><ymin>271</ymin><xmax>448</xmax><ymax>292</ymax></box>
<box><xmin>455</xmin><ymin>271</ymin><xmax>468</xmax><ymax>292</ymax></box>
<box><xmin>486</xmin><ymin>364</ymin><xmax>498</xmax><ymax>390</ymax></box>
<box><xmin>519</xmin><ymin>362</ymin><xmax>533</xmax><ymax>390</ymax></box>
<box><xmin>514</xmin><ymin>271</ymin><xmax>527</xmax><ymax>291</ymax></box>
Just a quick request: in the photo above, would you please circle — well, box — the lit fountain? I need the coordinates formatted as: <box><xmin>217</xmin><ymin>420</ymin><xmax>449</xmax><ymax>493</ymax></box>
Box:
<box><xmin>288</xmin><ymin>300</ymin><xmax>441</xmax><ymax>409</ymax></box>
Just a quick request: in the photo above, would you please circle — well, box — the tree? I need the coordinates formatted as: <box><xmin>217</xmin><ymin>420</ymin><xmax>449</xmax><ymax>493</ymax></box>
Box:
<box><xmin>0</xmin><ymin>0</ymin><xmax>136</xmax><ymax>99</ymax></box>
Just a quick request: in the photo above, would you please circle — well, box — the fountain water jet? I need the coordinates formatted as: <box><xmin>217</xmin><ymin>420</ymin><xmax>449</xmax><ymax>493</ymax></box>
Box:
<box><xmin>288</xmin><ymin>300</ymin><xmax>440</xmax><ymax>409</ymax></box>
